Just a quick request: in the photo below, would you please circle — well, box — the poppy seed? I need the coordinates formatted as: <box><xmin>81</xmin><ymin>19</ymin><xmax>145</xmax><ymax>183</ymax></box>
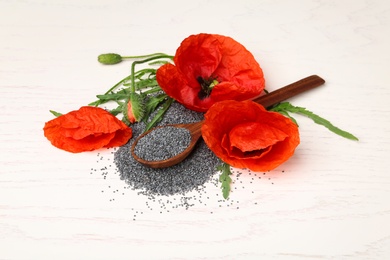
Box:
<box><xmin>133</xmin><ymin>126</ymin><xmax>191</xmax><ymax>161</ymax></box>
<box><xmin>114</xmin><ymin>102</ymin><xmax>220</xmax><ymax>197</ymax></box>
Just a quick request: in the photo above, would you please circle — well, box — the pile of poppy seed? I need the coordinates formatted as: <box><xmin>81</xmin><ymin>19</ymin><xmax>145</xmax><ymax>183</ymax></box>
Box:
<box><xmin>114</xmin><ymin>101</ymin><xmax>221</xmax><ymax>197</ymax></box>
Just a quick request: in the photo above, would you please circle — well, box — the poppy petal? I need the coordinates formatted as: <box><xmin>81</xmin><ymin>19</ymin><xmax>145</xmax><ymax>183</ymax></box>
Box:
<box><xmin>156</xmin><ymin>33</ymin><xmax>265</xmax><ymax>112</ymax></box>
<box><xmin>174</xmin><ymin>33</ymin><xmax>222</xmax><ymax>87</ymax></box>
<box><xmin>44</xmin><ymin>106</ymin><xmax>132</xmax><ymax>153</ymax></box>
<box><xmin>229</xmin><ymin>122</ymin><xmax>288</xmax><ymax>152</ymax></box>
<box><xmin>202</xmin><ymin>100</ymin><xmax>299</xmax><ymax>171</ymax></box>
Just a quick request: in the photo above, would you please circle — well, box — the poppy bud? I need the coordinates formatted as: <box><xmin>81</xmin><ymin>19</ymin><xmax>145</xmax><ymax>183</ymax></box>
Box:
<box><xmin>123</xmin><ymin>93</ymin><xmax>145</xmax><ymax>124</ymax></box>
<box><xmin>98</xmin><ymin>53</ymin><xmax>122</xmax><ymax>65</ymax></box>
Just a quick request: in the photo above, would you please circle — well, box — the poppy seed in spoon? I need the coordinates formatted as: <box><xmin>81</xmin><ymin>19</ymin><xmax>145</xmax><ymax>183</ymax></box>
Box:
<box><xmin>133</xmin><ymin>126</ymin><xmax>191</xmax><ymax>161</ymax></box>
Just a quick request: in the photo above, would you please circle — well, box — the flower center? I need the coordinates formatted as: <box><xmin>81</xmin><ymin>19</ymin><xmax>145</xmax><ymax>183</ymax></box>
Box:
<box><xmin>197</xmin><ymin>76</ymin><xmax>218</xmax><ymax>100</ymax></box>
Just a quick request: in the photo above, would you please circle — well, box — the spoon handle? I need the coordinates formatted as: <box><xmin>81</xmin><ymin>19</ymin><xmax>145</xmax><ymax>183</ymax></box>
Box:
<box><xmin>191</xmin><ymin>75</ymin><xmax>324</xmax><ymax>137</ymax></box>
<box><xmin>253</xmin><ymin>75</ymin><xmax>325</xmax><ymax>108</ymax></box>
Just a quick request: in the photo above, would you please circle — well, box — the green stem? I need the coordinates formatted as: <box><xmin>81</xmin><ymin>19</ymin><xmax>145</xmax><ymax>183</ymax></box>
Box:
<box><xmin>130</xmin><ymin>55</ymin><xmax>173</xmax><ymax>93</ymax></box>
<box><xmin>122</xmin><ymin>52</ymin><xmax>173</xmax><ymax>60</ymax></box>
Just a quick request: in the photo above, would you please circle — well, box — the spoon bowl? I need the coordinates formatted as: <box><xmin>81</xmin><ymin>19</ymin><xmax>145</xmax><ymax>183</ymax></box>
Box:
<box><xmin>131</xmin><ymin>120</ymin><xmax>204</xmax><ymax>168</ymax></box>
<box><xmin>131</xmin><ymin>75</ymin><xmax>325</xmax><ymax>168</ymax></box>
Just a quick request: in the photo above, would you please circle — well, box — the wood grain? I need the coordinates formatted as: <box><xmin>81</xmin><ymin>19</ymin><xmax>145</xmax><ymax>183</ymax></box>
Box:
<box><xmin>1</xmin><ymin>0</ymin><xmax>390</xmax><ymax>259</ymax></box>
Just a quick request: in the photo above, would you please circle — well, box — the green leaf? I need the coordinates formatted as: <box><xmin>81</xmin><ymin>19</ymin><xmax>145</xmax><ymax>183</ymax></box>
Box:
<box><xmin>217</xmin><ymin>162</ymin><xmax>232</xmax><ymax>199</ymax></box>
<box><xmin>272</xmin><ymin>102</ymin><xmax>359</xmax><ymax>141</ymax></box>
<box><xmin>135</xmin><ymin>78</ymin><xmax>158</xmax><ymax>90</ymax></box>
<box><xmin>88</xmin><ymin>100</ymin><xmax>100</xmax><ymax>106</ymax></box>
<box><xmin>133</xmin><ymin>68</ymin><xmax>156</xmax><ymax>79</ymax></box>
<box><xmin>96</xmin><ymin>93</ymin><xmax>129</xmax><ymax>101</ymax></box>
<box><xmin>49</xmin><ymin>110</ymin><xmax>62</xmax><ymax>117</ymax></box>
<box><xmin>88</xmin><ymin>74</ymin><xmax>132</xmax><ymax>106</ymax></box>
<box><xmin>275</xmin><ymin>109</ymin><xmax>299</xmax><ymax>126</ymax></box>
<box><xmin>142</xmin><ymin>86</ymin><xmax>163</xmax><ymax>95</ymax></box>
<box><xmin>143</xmin><ymin>93</ymin><xmax>168</xmax><ymax>120</ymax></box>
<box><xmin>144</xmin><ymin>97</ymin><xmax>174</xmax><ymax>132</ymax></box>
<box><xmin>109</xmin><ymin>102</ymin><xmax>124</xmax><ymax>116</ymax></box>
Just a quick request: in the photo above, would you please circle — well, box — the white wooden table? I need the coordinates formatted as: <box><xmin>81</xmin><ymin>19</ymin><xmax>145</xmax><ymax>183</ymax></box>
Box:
<box><xmin>1</xmin><ymin>0</ymin><xmax>389</xmax><ymax>259</ymax></box>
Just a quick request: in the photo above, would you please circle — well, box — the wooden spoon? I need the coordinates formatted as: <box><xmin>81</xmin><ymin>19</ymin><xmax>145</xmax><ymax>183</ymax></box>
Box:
<box><xmin>131</xmin><ymin>75</ymin><xmax>325</xmax><ymax>168</ymax></box>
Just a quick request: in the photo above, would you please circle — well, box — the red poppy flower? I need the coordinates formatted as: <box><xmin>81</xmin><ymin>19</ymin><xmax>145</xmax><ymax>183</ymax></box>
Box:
<box><xmin>201</xmin><ymin>100</ymin><xmax>300</xmax><ymax>171</ymax></box>
<box><xmin>156</xmin><ymin>33</ymin><xmax>265</xmax><ymax>112</ymax></box>
<box><xmin>43</xmin><ymin>106</ymin><xmax>132</xmax><ymax>153</ymax></box>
